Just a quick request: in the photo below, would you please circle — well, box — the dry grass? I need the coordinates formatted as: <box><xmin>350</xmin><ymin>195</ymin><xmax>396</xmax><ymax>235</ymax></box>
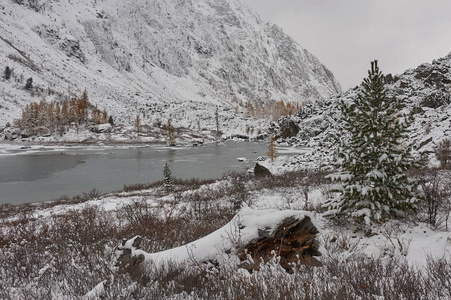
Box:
<box><xmin>1</xmin><ymin>168</ymin><xmax>450</xmax><ymax>299</ymax></box>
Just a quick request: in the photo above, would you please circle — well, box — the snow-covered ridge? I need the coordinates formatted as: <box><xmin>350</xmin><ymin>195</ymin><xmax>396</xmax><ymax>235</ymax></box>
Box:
<box><xmin>0</xmin><ymin>0</ymin><xmax>341</xmax><ymax>128</ymax></box>
<box><xmin>269</xmin><ymin>53</ymin><xmax>451</xmax><ymax>168</ymax></box>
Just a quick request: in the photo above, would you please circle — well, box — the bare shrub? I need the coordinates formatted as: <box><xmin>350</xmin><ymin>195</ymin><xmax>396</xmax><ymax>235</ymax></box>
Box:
<box><xmin>425</xmin><ymin>256</ymin><xmax>451</xmax><ymax>299</ymax></box>
<box><xmin>122</xmin><ymin>181</ymin><xmax>160</xmax><ymax>192</ymax></box>
<box><xmin>227</xmin><ymin>173</ymin><xmax>251</xmax><ymax>211</ymax></box>
<box><xmin>414</xmin><ymin>168</ymin><xmax>451</xmax><ymax>228</ymax></box>
<box><xmin>435</xmin><ymin>138</ymin><xmax>451</xmax><ymax>169</ymax></box>
<box><xmin>4</xmin><ymin>166</ymin><xmax>451</xmax><ymax>299</ymax></box>
<box><xmin>117</xmin><ymin>199</ymin><xmax>233</xmax><ymax>254</ymax></box>
<box><xmin>2</xmin><ymin>203</ymin><xmax>451</xmax><ymax>299</ymax></box>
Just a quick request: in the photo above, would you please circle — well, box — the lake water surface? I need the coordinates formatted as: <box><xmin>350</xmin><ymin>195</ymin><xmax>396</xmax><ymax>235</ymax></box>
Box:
<box><xmin>0</xmin><ymin>142</ymin><xmax>273</xmax><ymax>205</ymax></box>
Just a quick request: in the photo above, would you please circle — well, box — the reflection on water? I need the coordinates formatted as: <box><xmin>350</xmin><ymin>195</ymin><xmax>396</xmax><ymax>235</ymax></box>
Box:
<box><xmin>0</xmin><ymin>142</ymin><xmax>270</xmax><ymax>205</ymax></box>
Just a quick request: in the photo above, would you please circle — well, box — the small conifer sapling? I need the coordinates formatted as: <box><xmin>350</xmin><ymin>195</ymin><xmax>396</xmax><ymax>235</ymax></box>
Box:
<box><xmin>163</xmin><ymin>162</ymin><xmax>174</xmax><ymax>193</ymax></box>
<box><xmin>25</xmin><ymin>77</ymin><xmax>33</xmax><ymax>90</ymax></box>
<box><xmin>4</xmin><ymin>66</ymin><xmax>11</xmax><ymax>80</ymax></box>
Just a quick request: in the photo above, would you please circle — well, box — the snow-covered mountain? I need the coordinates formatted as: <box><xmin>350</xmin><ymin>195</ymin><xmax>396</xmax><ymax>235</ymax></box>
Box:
<box><xmin>0</xmin><ymin>0</ymin><xmax>341</xmax><ymax>128</ymax></box>
<box><xmin>271</xmin><ymin>53</ymin><xmax>451</xmax><ymax>168</ymax></box>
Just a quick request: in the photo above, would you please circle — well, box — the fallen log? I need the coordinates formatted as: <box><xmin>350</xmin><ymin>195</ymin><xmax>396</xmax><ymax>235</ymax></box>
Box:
<box><xmin>116</xmin><ymin>208</ymin><xmax>321</xmax><ymax>274</ymax></box>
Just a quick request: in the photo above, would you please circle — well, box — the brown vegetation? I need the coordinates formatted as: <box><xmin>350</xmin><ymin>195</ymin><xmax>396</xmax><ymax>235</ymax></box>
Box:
<box><xmin>233</xmin><ymin>97</ymin><xmax>301</xmax><ymax>121</ymax></box>
<box><xmin>13</xmin><ymin>90</ymin><xmax>109</xmax><ymax>137</ymax></box>
<box><xmin>1</xmin><ymin>169</ymin><xmax>450</xmax><ymax>299</ymax></box>
<box><xmin>267</xmin><ymin>135</ymin><xmax>278</xmax><ymax>162</ymax></box>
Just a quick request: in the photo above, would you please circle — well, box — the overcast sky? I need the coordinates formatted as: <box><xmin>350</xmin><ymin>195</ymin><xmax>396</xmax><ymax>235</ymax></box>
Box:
<box><xmin>241</xmin><ymin>0</ymin><xmax>451</xmax><ymax>91</ymax></box>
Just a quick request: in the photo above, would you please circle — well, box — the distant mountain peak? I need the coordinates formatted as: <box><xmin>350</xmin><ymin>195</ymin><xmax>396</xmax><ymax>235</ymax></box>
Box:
<box><xmin>0</xmin><ymin>0</ymin><xmax>341</xmax><ymax>128</ymax></box>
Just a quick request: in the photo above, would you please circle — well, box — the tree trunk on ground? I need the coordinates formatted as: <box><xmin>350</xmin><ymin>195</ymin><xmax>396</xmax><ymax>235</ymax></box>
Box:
<box><xmin>116</xmin><ymin>213</ymin><xmax>321</xmax><ymax>275</ymax></box>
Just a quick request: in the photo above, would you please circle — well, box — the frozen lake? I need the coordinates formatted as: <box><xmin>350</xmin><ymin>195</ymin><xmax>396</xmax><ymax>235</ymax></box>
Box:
<box><xmin>0</xmin><ymin>141</ymin><xmax>277</xmax><ymax>205</ymax></box>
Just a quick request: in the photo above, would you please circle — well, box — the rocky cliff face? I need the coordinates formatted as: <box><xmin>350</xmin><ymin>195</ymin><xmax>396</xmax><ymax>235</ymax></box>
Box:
<box><xmin>0</xmin><ymin>0</ymin><xmax>341</xmax><ymax>128</ymax></box>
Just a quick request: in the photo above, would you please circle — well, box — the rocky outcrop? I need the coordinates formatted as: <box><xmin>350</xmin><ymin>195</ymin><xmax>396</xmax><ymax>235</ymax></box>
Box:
<box><xmin>272</xmin><ymin>53</ymin><xmax>451</xmax><ymax>166</ymax></box>
<box><xmin>254</xmin><ymin>163</ymin><xmax>272</xmax><ymax>178</ymax></box>
<box><xmin>2</xmin><ymin>127</ymin><xmax>21</xmax><ymax>140</ymax></box>
<box><xmin>276</xmin><ymin>117</ymin><xmax>300</xmax><ymax>139</ymax></box>
<box><xmin>90</xmin><ymin>123</ymin><xmax>113</xmax><ymax>133</ymax></box>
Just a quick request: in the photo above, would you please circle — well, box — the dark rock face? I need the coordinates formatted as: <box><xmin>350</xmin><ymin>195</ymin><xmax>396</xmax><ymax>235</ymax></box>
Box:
<box><xmin>414</xmin><ymin>62</ymin><xmax>451</xmax><ymax>88</ymax></box>
<box><xmin>411</xmin><ymin>106</ymin><xmax>424</xmax><ymax>115</ymax></box>
<box><xmin>254</xmin><ymin>163</ymin><xmax>272</xmax><ymax>178</ymax></box>
<box><xmin>421</xmin><ymin>92</ymin><xmax>451</xmax><ymax>108</ymax></box>
<box><xmin>277</xmin><ymin>117</ymin><xmax>300</xmax><ymax>139</ymax></box>
<box><xmin>60</xmin><ymin>39</ymin><xmax>85</xmax><ymax>63</ymax></box>
<box><xmin>384</xmin><ymin>73</ymin><xmax>394</xmax><ymax>84</ymax></box>
<box><xmin>415</xmin><ymin>63</ymin><xmax>433</xmax><ymax>79</ymax></box>
<box><xmin>90</xmin><ymin>124</ymin><xmax>113</xmax><ymax>133</ymax></box>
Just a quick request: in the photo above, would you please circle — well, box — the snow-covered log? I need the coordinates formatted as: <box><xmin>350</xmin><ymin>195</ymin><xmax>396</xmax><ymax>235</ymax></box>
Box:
<box><xmin>116</xmin><ymin>208</ymin><xmax>321</xmax><ymax>274</ymax></box>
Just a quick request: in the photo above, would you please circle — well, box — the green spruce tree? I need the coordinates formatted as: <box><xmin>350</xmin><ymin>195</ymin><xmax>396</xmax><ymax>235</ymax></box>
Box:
<box><xmin>163</xmin><ymin>162</ymin><xmax>174</xmax><ymax>193</ymax></box>
<box><xmin>108</xmin><ymin>115</ymin><xmax>114</xmax><ymax>126</ymax></box>
<box><xmin>325</xmin><ymin>60</ymin><xmax>420</xmax><ymax>224</ymax></box>
<box><xmin>25</xmin><ymin>77</ymin><xmax>33</xmax><ymax>90</ymax></box>
<box><xmin>4</xmin><ymin>66</ymin><xmax>11</xmax><ymax>80</ymax></box>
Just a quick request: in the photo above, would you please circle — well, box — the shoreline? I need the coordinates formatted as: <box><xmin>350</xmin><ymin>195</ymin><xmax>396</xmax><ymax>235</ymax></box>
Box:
<box><xmin>0</xmin><ymin>140</ymin><xmax>276</xmax><ymax>207</ymax></box>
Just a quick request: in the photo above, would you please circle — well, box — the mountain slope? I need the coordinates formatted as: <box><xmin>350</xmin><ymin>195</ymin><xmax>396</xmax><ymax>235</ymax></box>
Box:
<box><xmin>271</xmin><ymin>53</ymin><xmax>451</xmax><ymax>168</ymax></box>
<box><xmin>0</xmin><ymin>0</ymin><xmax>341</xmax><ymax>129</ymax></box>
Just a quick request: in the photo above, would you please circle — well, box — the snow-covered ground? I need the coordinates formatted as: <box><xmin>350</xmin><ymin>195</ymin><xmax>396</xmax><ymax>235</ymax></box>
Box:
<box><xmin>3</xmin><ymin>162</ymin><xmax>449</xmax><ymax>268</ymax></box>
<box><xmin>1</xmin><ymin>152</ymin><xmax>450</xmax><ymax>298</ymax></box>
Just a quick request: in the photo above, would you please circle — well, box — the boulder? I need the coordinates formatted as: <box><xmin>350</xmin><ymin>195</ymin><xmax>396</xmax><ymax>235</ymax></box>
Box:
<box><xmin>90</xmin><ymin>123</ymin><xmax>112</xmax><ymax>133</ymax></box>
<box><xmin>277</xmin><ymin>117</ymin><xmax>300</xmax><ymax>139</ymax></box>
<box><xmin>254</xmin><ymin>163</ymin><xmax>272</xmax><ymax>178</ymax></box>
<box><xmin>384</xmin><ymin>73</ymin><xmax>394</xmax><ymax>84</ymax></box>
<box><xmin>414</xmin><ymin>63</ymin><xmax>433</xmax><ymax>79</ymax></box>
<box><xmin>60</xmin><ymin>38</ymin><xmax>85</xmax><ymax>63</ymax></box>
<box><xmin>3</xmin><ymin>127</ymin><xmax>21</xmax><ymax>140</ymax></box>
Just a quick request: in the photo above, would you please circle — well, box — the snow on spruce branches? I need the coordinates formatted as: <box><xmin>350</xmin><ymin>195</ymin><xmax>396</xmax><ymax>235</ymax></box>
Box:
<box><xmin>325</xmin><ymin>60</ymin><xmax>421</xmax><ymax>224</ymax></box>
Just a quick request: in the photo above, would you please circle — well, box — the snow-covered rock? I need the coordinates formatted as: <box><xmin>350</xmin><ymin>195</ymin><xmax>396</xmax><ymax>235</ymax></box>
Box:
<box><xmin>90</xmin><ymin>123</ymin><xmax>112</xmax><ymax>133</ymax></box>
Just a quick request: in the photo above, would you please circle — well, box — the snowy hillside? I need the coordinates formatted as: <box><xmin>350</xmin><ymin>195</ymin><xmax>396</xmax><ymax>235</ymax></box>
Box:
<box><xmin>0</xmin><ymin>0</ymin><xmax>341</xmax><ymax>129</ymax></box>
<box><xmin>270</xmin><ymin>53</ymin><xmax>451</xmax><ymax>168</ymax></box>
